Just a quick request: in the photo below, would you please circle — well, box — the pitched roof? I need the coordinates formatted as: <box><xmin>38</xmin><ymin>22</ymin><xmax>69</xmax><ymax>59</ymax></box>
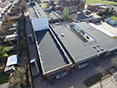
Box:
<box><xmin>59</xmin><ymin>1</ymin><xmax>81</xmax><ymax>7</ymax></box>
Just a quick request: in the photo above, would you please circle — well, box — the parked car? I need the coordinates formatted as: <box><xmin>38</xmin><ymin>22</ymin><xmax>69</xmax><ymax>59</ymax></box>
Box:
<box><xmin>104</xmin><ymin>18</ymin><xmax>117</xmax><ymax>26</ymax></box>
<box><xmin>30</xmin><ymin>58</ymin><xmax>39</xmax><ymax>76</ymax></box>
<box><xmin>108</xmin><ymin>20</ymin><xmax>117</xmax><ymax>26</ymax></box>
<box><xmin>28</xmin><ymin>34</ymin><xmax>34</xmax><ymax>43</ymax></box>
<box><xmin>104</xmin><ymin>18</ymin><xmax>112</xmax><ymax>23</ymax></box>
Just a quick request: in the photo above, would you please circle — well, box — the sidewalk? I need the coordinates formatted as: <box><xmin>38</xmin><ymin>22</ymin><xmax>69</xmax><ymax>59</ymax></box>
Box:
<box><xmin>90</xmin><ymin>71</ymin><xmax>117</xmax><ymax>88</ymax></box>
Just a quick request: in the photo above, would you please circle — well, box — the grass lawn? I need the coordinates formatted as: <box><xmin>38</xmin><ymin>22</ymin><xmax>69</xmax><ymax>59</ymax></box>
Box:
<box><xmin>86</xmin><ymin>0</ymin><xmax>117</xmax><ymax>5</ymax></box>
<box><xmin>0</xmin><ymin>72</ymin><xmax>9</xmax><ymax>84</ymax></box>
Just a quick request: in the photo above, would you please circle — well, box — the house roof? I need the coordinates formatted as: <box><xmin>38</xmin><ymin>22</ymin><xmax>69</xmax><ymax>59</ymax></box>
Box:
<box><xmin>59</xmin><ymin>1</ymin><xmax>81</xmax><ymax>7</ymax></box>
<box><xmin>6</xmin><ymin>55</ymin><xmax>17</xmax><ymax>67</ymax></box>
<box><xmin>35</xmin><ymin>29</ymin><xmax>72</xmax><ymax>75</ymax></box>
<box><xmin>27</xmin><ymin>2</ymin><xmax>47</xmax><ymax>20</ymax></box>
<box><xmin>4</xmin><ymin>34</ymin><xmax>18</xmax><ymax>41</ymax></box>
<box><xmin>50</xmin><ymin>22</ymin><xmax>117</xmax><ymax>64</ymax></box>
<box><xmin>44</xmin><ymin>10</ymin><xmax>63</xmax><ymax>22</ymax></box>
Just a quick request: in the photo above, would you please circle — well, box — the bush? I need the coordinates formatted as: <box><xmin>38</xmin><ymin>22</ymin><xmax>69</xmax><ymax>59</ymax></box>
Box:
<box><xmin>3</xmin><ymin>47</ymin><xmax>10</xmax><ymax>53</ymax></box>
<box><xmin>2</xmin><ymin>53</ymin><xmax>8</xmax><ymax>57</ymax></box>
<box><xmin>6</xmin><ymin>40</ymin><xmax>12</xmax><ymax>46</ymax></box>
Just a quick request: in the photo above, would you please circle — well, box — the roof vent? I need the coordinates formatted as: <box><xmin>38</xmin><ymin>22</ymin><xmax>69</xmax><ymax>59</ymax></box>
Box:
<box><xmin>101</xmin><ymin>48</ymin><xmax>104</xmax><ymax>51</ymax></box>
<box><xmin>97</xmin><ymin>44</ymin><xmax>100</xmax><ymax>47</ymax></box>
<box><xmin>97</xmin><ymin>49</ymin><xmax>100</xmax><ymax>52</ymax></box>
<box><xmin>61</xmin><ymin>33</ymin><xmax>64</xmax><ymax>37</ymax></box>
<box><xmin>93</xmin><ymin>46</ymin><xmax>96</xmax><ymax>49</ymax></box>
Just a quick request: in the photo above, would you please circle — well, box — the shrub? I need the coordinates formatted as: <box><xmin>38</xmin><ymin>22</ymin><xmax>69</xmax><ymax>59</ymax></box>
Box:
<box><xmin>3</xmin><ymin>47</ymin><xmax>10</xmax><ymax>53</ymax></box>
<box><xmin>2</xmin><ymin>53</ymin><xmax>8</xmax><ymax>57</ymax></box>
<box><xmin>6</xmin><ymin>40</ymin><xmax>12</xmax><ymax>46</ymax></box>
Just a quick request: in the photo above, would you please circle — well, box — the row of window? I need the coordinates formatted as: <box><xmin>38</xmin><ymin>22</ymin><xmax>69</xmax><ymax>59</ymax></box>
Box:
<box><xmin>69</xmin><ymin>6</ymin><xmax>77</xmax><ymax>13</ymax></box>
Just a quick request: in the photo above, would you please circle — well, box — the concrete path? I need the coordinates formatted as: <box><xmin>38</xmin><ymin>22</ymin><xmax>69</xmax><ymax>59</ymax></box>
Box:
<box><xmin>0</xmin><ymin>82</ymin><xmax>9</xmax><ymax>88</ymax></box>
<box><xmin>90</xmin><ymin>72</ymin><xmax>117</xmax><ymax>88</ymax></box>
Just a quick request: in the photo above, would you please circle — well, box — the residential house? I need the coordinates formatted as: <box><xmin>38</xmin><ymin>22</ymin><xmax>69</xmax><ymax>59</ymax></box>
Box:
<box><xmin>48</xmin><ymin>0</ymin><xmax>86</xmax><ymax>14</ymax></box>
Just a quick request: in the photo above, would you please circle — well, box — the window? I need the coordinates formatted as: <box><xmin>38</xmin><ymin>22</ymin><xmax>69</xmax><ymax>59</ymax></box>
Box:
<box><xmin>75</xmin><ymin>6</ymin><xmax>77</xmax><ymax>11</ymax></box>
<box><xmin>70</xmin><ymin>7</ymin><xmax>71</xmax><ymax>13</ymax></box>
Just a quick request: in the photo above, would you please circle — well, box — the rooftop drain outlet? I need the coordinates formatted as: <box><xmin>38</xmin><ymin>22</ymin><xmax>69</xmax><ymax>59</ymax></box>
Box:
<box><xmin>101</xmin><ymin>48</ymin><xmax>104</xmax><ymax>51</ymax></box>
<box><xmin>97</xmin><ymin>49</ymin><xmax>100</xmax><ymax>52</ymax></box>
<box><xmin>97</xmin><ymin>44</ymin><xmax>100</xmax><ymax>47</ymax></box>
<box><xmin>61</xmin><ymin>33</ymin><xmax>64</xmax><ymax>37</ymax></box>
<box><xmin>93</xmin><ymin>46</ymin><xmax>96</xmax><ymax>49</ymax></box>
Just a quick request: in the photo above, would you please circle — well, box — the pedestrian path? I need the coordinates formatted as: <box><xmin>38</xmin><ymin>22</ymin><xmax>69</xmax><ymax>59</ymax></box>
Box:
<box><xmin>90</xmin><ymin>68</ymin><xmax>117</xmax><ymax>88</ymax></box>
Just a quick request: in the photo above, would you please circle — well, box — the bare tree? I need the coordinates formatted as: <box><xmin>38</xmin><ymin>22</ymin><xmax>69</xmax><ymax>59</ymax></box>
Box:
<box><xmin>96</xmin><ymin>66</ymin><xmax>107</xmax><ymax>76</ymax></box>
<box><xmin>21</xmin><ymin>0</ymin><xmax>27</xmax><ymax>11</ymax></box>
<box><xmin>4</xmin><ymin>15</ymin><xmax>10</xmax><ymax>22</ymax></box>
<box><xmin>112</xmin><ymin>58</ymin><xmax>117</xmax><ymax>67</ymax></box>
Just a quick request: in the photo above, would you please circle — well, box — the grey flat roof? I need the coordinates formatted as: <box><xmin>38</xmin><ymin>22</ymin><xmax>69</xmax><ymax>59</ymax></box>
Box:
<box><xmin>68</xmin><ymin>13</ymin><xmax>89</xmax><ymax>21</ymax></box>
<box><xmin>27</xmin><ymin>2</ymin><xmax>47</xmax><ymax>19</ymax></box>
<box><xmin>44</xmin><ymin>10</ymin><xmax>63</xmax><ymax>21</ymax></box>
<box><xmin>50</xmin><ymin>22</ymin><xmax>117</xmax><ymax>64</ymax></box>
<box><xmin>68</xmin><ymin>13</ymin><xmax>101</xmax><ymax>22</ymax></box>
<box><xmin>35</xmin><ymin>29</ymin><xmax>71</xmax><ymax>75</ymax></box>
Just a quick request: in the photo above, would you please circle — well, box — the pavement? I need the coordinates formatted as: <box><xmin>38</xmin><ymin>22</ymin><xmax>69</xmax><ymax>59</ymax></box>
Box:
<box><xmin>90</xmin><ymin>71</ymin><xmax>117</xmax><ymax>88</ymax></box>
<box><xmin>0</xmin><ymin>83</ymin><xmax>9</xmax><ymax>88</ymax></box>
<box><xmin>95</xmin><ymin>22</ymin><xmax>117</xmax><ymax>37</ymax></box>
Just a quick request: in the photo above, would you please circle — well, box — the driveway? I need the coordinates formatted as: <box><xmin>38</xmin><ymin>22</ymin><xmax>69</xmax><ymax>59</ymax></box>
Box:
<box><xmin>95</xmin><ymin>22</ymin><xmax>117</xmax><ymax>37</ymax></box>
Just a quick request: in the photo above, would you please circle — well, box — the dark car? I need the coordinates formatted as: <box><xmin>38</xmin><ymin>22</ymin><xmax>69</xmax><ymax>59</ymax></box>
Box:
<box><xmin>28</xmin><ymin>34</ymin><xmax>34</xmax><ymax>43</ymax></box>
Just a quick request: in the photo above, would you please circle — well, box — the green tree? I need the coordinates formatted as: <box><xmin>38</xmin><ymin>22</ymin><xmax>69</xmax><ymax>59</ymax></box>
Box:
<box><xmin>3</xmin><ymin>47</ymin><xmax>10</xmax><ymax>53</ymax></box>
<box><xmin>6</xmin><ymin>40</ymin><xmax>12</xmax><ymax>46</ymax></box>
<box><xmin>63</xmin><ymin>7</ymin><xmax>69</xmax><ymax>21</ymax></box>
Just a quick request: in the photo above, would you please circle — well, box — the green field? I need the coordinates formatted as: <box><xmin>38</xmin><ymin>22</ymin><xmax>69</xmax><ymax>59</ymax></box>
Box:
<box><xmin>86</xmin><ymin>0</ymin><xmax>117</xmax><ymax>5</ymax></box>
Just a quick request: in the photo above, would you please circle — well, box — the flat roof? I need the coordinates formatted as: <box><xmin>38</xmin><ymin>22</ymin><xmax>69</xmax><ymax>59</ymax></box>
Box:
<box><xmin>27</xmin><ymin>2</ymin><xmax>47</xmax><ymax>20</ymax></box>
<box><xmin>44</xmin><ymin>10</ymin><xmax>63</xmax><ymax>21</ymax></box>
<box><xmin>50</xmin><ymin>22</ymin><xmax>117</xmax><ymax>64</ymax></box>
<box><xmin>68</xmin><ymin>13</ymin><xmax>101</xmax><ymax>22</ymax></box>
<box><xmin>6</xmin><ymin>55</ymin><xmax>17</xmax><ymax>67</ymax></box>
<box><xmin>35</xmin><ymin>29</ymin><xmax>72</xmax><ymax>75</ymax></box>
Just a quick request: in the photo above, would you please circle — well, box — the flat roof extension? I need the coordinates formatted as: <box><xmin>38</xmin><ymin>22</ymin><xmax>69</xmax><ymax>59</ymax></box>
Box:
<box><xmin>35</xmin><ymin>29</ymin><xmax>72</xmax><ymax>75</ymax></box>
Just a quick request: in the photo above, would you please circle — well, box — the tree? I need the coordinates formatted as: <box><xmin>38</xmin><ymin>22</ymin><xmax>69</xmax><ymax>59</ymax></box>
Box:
<box><xmin>4</xmin><ymin>15</ymin><xmax>10</xmax><ymax>22</ymax></box>
<box><xmin>96</xmin><ymin>66</ymin><xmax>107</xmax><ymax>76</ymax></box>
<box><xmin>6</xmin><ymin>40</ymin><xmax>12</xmax><ymax>46</ymax></box>
<box><xmin>21</xmin><ymin>0</ymin><xmax>27</xmax><ymax>11</ymax></box>
<box><xmin>63</xmin><ymin>7</ymin><xmax>69</xmax><ymax>21</ymax></box>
